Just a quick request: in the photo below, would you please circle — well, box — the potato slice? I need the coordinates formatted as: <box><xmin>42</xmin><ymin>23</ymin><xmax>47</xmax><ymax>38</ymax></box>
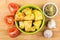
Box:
<box><xmin>33</xmin><ymin>21</ymin><xmax>41</xmax><ymax>29</ymax></box>
<box><xmin>22</xmin><ymin>8</ymin><xmax>32</xmax><ymax>16</ymax></box>
<box><xmin>24</xmin><ymin>14</ymin><xmax>34</xmax><ymax>20</ymax></box>
<box><xmin>24</xmin><ymin>21</ymin><xmax>32</xmax><ymax>31</ymax></box>
<box><xmin>30</xmin><ymin>27</ymin><xmax>35</xmax><ymax>31</ymax></box>
<box><xmin>25</xmin><ymin>26</ymin><xmax>31</xmax><ymax>32</ymax></box>
<box><xmin>33</xmin><ymin>10</ymin><xmax>43</xmax><ymax>20</ymax></box>
<box><xmin>19</xmin><ymin>21</ymin><xmax>24</xmax><ymax>29</ymax></box>
<box><xmin>15</xmin><ymin>12</ymin><xmax>25</xmax><ymax>21</ymax></box>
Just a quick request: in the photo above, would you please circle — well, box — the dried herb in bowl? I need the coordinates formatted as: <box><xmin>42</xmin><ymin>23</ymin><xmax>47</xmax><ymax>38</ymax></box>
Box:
<box><xmin>43</xmin><ymin>2</ymin><xmax>58</xmax><ymax>18</ymax></box>
<box><xmin>44</xmin><ymin>4</ymin><xmax>56</xmax><ymax>16</ymax></box>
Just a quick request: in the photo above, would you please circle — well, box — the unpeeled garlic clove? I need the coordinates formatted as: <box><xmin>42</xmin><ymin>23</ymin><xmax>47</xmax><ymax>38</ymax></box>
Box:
<box><xmin>44</xmin><ymin>30</ymin><xmax>53</xmax><ymax>38</ymax></box>
<box><xmin>47</xmin><ymin>19</ymin><xmax>56</xmax><ymax>29</ymax></box>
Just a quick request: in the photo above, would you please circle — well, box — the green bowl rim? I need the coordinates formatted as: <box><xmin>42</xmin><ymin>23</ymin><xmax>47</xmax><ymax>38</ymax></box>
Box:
<box><xmin>15</xmin><ymin>4</ymin><xmax>45</xmax><ymax>34</ymax></box>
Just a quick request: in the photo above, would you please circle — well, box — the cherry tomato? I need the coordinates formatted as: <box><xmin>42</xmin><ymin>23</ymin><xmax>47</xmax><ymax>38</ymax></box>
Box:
<box><xmin>4</xmin><ymin>15</ymin><xmax>14</xmax><ymax>26</ymax></box>
<box><xmin>8</xmin><ymin>27</ymin><xmax>20</xmax><ymax>38</ymax></box>
<box><xmin>8</xmin><ymin>3</ymin><xmax>19</xmax><ymax>15</ymax></box>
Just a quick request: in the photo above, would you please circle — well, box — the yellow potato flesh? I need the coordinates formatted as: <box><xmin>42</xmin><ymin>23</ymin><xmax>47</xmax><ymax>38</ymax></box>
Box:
<box><xmin>33</xmin><ymin>10</ymin><xmax>43</xmax><ymax>20</ymax></box>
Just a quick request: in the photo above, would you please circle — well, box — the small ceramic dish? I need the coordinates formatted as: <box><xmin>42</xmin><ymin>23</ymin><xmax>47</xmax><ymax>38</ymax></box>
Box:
<box><xmin>43</xmin><ymin>2</ymin><xmax>58</xmax><ymax>18</ymax></box>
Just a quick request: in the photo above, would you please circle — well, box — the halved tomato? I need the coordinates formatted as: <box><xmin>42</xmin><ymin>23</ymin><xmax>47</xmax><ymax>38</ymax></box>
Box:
<box><xmin>4</xmin><ymin>15</ymin><xmax>14</xmax><ymax>26</ymax></box>
<box><xmin>8</xmin><ymin>27</ymin><xmax>20</xmax><ymax>38</ymax></box>
<box><xmin>8</xmin><ymin>3</ymin><xmax>19</xmax><ymax>15</ymax></box>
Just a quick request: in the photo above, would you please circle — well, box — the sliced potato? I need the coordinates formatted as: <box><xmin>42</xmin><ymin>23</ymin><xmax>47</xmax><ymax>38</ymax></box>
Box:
<box><xmin>24</xmin><ymin>21</ymin><xmax>32</xmax><ymax>31</ymax></box>
<box><xmin>22</xmin><ymin>8</ymin><xmax>32</xmax><ymax>16</ymax></box>
<box><xmin>19</xmin><ymin>21</ymin><xmax>24</xmax><ymax>29</ymax></box>
<box><xmin>24</xmin><ymin>14</ymin><xmax>34</xmax><ymax>20</ymax></box>
<box><xmin>15</xmin><ymin>12</ymin><xmax>25</xmax><ymax>21</ymax></box>
<box><xmin>30</xmin><ymin>27</ymin><xmax>35</xmax><ymax>31</ymax></box>
<box><xmin>24</xmin><ymin>21</ymin><xmax>32</xmax><ymax>28</ymax></box>
<box><xmin>33</xmin><ymin>10</ymin><xmax>43</xmax><ymax>20</ymax></box>
<box><xmin>33</xmin><ymin>21</ymin><xmax>41</xmax><ymax>29</ymax></box>
<box><xmin>25</xmin><ymin>26</ymin><xmax>31</xmax><ymax>32</ymax></box>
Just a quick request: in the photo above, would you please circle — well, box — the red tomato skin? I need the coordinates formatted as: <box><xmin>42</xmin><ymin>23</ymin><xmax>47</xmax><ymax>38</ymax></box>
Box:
<box><xmin>8</xmin><ymin>3</ymin><xmax>19</xmax><ymax>15</ymax></box>
<box><xmin>4</xmin><ymin>15</ymin><xmax>14</xmax><ymax>26</ymax></box>
<box><xmin>8</xmin><ymin>27</ymin><xmax>20</xmax><ymax>38</ymax></box>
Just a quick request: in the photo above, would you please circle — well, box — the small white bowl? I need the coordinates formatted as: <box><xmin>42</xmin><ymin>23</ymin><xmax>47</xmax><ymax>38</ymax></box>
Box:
<box><xmin>43</xmin><ymin>2</ymin><xmax>58</xmax><ymax>18</ymax></box>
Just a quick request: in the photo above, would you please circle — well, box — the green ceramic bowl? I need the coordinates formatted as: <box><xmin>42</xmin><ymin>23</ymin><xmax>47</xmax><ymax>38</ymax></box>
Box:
<box><xmin>15</xmin><ymin>4</ymin><xmax>45</xmax><ymax>34</ymax></box>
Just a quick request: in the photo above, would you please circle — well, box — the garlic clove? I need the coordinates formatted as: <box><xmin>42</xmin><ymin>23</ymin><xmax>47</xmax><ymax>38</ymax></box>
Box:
<box><xmin>48</xmin><ymin>19</ymin><xmax>56</xmax><ymax>29</ymax></box>
<box><xmin>44</xmin><ymin>30</ymin><xmax>53</xmax><ymax>38</ymax></box>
